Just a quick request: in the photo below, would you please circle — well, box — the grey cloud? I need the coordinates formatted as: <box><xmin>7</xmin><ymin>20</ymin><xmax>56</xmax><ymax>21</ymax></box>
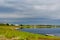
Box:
<box><xmin>0</xmin><ymin>6</ymin><xmax>18</xmax><ymax>13</ymax></box>
<box><xmin>0</xmin><ymin>0</ymin><xmax>60</xmax><ymax>19</ymax></box>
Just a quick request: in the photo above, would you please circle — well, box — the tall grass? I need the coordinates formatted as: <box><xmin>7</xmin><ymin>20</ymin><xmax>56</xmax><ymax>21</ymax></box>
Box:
<box><xmin>0</xmin><ymin>26</ymin><xmax>59</xmax><ymax>40</ymax></box>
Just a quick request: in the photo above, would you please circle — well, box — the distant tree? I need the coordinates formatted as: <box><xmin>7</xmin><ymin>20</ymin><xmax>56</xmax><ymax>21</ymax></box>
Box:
<box><xmin>6</xmin><ymin>23</ymin><xmax>9</xmax><ymax>26</ymax></box>
<box><xmin>20</xmin><ymin>24</ymin><xmax>23</xmax><ymax>26</ymax></box>
<box><xmin>20</xmin><ymin>24</ymin><xmax>24</xmax><ymax>29</ymax></box>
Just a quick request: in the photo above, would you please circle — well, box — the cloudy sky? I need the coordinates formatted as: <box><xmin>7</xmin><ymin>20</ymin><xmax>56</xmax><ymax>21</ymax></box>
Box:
<box><xmin>0</xmin><ymin>0</ymin><xmax>60</xmax><ymax>25</ymax></box>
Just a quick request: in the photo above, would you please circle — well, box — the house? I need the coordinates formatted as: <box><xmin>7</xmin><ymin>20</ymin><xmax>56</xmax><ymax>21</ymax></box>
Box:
<box><xmin>14</xmin><ymin>24</ymin><xmax>19</xmax><ymax>26</ymax></box>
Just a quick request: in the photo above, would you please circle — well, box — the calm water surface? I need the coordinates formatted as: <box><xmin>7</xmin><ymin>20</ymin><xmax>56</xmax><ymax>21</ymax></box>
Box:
<box><xmin>20</xmin><ymin>28</ymin><xmax>60</xmax><ymax>36</ymax></box>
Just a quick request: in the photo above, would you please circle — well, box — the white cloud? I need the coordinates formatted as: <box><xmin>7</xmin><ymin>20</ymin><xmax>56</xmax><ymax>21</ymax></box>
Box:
<box><xmin>33</xmin><ymin>4</ymin><xmax>59</xmax><ymax>11</ymax></box>
<box><xmin>33</xmin><ymin>5</ymin><xmax>47</xmax><ymax>10</ymax></box>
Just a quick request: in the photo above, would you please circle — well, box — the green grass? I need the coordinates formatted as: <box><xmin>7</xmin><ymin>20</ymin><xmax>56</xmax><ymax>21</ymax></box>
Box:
<box><xmin>0</xmin><ymin>26</ymin><xmax>59</xmax><ymax>40</ymax></box>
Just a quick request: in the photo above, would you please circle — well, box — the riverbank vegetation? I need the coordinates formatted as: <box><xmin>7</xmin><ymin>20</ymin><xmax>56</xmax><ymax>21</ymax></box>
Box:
<box><xmin>0</xmin><ymin>23</ymin><xmax>60</xmax><ymax>40</ymax></box>
<box><xmin>0</xmin><ymin>23</ymin><xmax>60</xmax><ymax>28</ymax></box>
<box><xmin>19</xmin><ymin>24</ymin><xmax>60</xmax><ymax>28</ymax></box>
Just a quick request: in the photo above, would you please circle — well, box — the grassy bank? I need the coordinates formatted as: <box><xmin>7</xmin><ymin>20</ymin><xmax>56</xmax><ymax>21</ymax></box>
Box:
<box><xmin>0</xmin><ymin>26</ymin><xmax>60</xmax><ymax>40</ymax></box>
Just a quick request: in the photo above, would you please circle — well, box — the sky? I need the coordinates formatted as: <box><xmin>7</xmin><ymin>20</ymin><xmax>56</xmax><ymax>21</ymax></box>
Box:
<box><xmin>0</xmin><ymin>0</ymin><xmax>60</xmax><ymax>25</ymax></box>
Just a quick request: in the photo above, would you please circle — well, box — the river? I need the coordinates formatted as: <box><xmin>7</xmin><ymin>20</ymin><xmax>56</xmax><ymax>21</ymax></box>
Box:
<box><xmin>20</xmin><ymin>28</ymin><xmax>60</xmax><ymax>36</ymax></box>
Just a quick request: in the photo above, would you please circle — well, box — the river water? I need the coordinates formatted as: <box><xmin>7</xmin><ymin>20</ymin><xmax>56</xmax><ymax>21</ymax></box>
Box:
<box><xmin>20</xmin><ymin>28</ymin><xmax>60</xmax><ymax>36</ymax></box>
